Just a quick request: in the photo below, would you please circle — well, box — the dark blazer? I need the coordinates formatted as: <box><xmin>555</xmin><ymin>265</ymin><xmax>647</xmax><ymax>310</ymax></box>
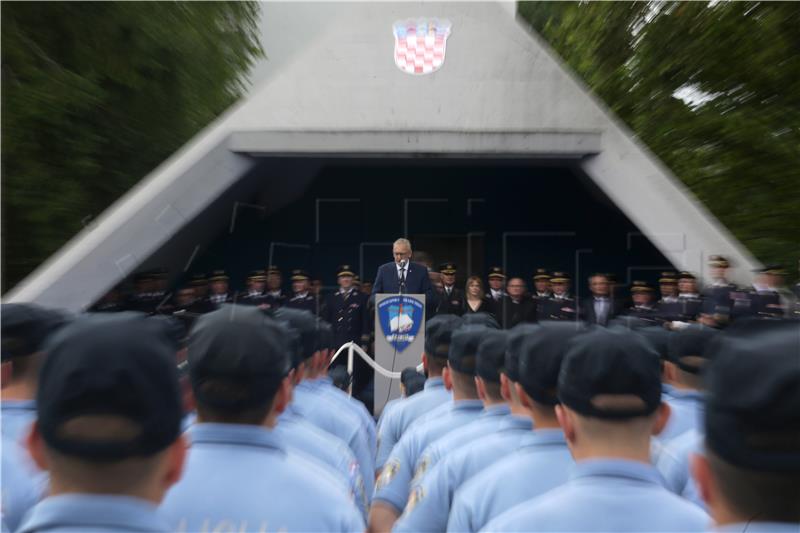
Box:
<box><xmin>496</xmin><ymin>296</ymin><xmax>537</xmax><ymax>329</ymax></box>
<box><xmin>437</xmin><ymin>287</ymin><xmax>465</xmax><ymax>316</ymax></box>
<box><xmin>371</xmin><ymin>261</ymin><xmax>438</xmax><ymax>310</ymax></box>
<box><xmin>580</xmin><ymin>296</ymin><xmax>621</xmax><ymax>326</ymax></box>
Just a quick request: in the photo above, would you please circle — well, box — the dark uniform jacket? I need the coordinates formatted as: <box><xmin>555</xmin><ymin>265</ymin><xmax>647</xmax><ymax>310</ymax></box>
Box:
<box><xmin>437</xmin><ymin>286</ymin><xmax>465</xmax><ymax>316</ymax></box>
<box><xmin>701</xmin><ymin>281</ymin><xmax>737</xmax><ymax>316</ymax></box>
<box><xmin>207</xmin><ymin>293</ymin><xmax>234</xmax><ymax>309</ymax></box>
<box><xmin>285</xmin><ymin>292</ymin><xmax>317</xmax><ymax>314</ymax></box>
<box><xmin>323</xmin><ymin>289</ymin><xmax>370</xmax><ymax>348</ymax></box>
<box><xmin>624</xmin><ymin>305</ymin><xmax>659</xmax><ymax>320</ymax></box>
<box><xmin>263</xmin><ymin>290</ymin><xmax>287</xmax><ymax>310</ymax></box>
<box><xmin>237</xmin><ymin>290</ymin><xmax>270</xmax><ymax>307</ymax></box>
<box><xmin>541</xmin><ymin>294</ymin><xmax>578</xmax><ymax>321</ymax></box>
<box><xmin>496</xmin><ymin>296</ymin><xmax>537</xmax><ymax>329</ymax></box>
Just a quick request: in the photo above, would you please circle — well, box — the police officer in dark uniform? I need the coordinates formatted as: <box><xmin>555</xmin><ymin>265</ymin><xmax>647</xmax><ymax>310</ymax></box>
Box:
<box><xmin>655</xmin><ymin>271</ymin><xmax>681</xmax><ymax>322</ymax></box>
<box><xmin>541</xmin><ymin>272</ymin><xmax>577</xmax><ymax>321</ymax></box>
<box><xmin>486</xmin><ymin>267</ymin><xmax>507</xmax><ymax>303</ymax></box>
<box><xmin>701</xmin><ymin>256</ymin><xmax>736</xmax><ymax>317</ymax></box>
<box><xmin>437</xmin><ymin>262</ymin><xmax>465</xmax><ymax>316</ymax></box>
<box><xmin>531</xmin><ymin>268</ymin><xmax>552</xmax><ymax>321</ymax></box>
<box><xmin>676</xmin><ymin>271</ymin><xmax>703</xmax><ymax>321</ymax></box>
<box><xmin>324</xmin><ymin>265</ymin><xmax>371</xmax><ymax>398</ymax></box>
<box><xmin>285</xmin><ymin>269</ymin><xmax>317</xmax><ymax>314</ymax></box>
<box><xmin>238</xmin><ymin>270</ymin><xmax>269</xmax><ymax>307</ymax></box>
<box><xmin>624</xmin><ymin>281</ymin><xmax>659</xmax><ymax>323</ymax></box>
<box><xmin>206</xmin><ymin>270</ymin><xmax>234</xmax><ymax>308</ymax></box>
<box><xmin>263</xmin><ymin>265</ymin><xmax>287</xmax><ymax>309</ymax></box>
<box><xmin>125</xmin><ymin>271</ymin><xmax>160</xmax><ymax>313</ymax></box>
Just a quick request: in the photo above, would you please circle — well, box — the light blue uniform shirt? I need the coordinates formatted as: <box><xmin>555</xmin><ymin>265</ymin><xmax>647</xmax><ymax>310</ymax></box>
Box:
<box><xmin>315</xmin><ymin>376</ymin><xmax>377</xmax><ymax>458</ymax></box>
<box><xmin>481</xmin><ymin>459</ymin><xmax>710</xmax><ymax>532</ymax></box>
<box><xmin>182</xmin><ymin>410</ymin><xmax>368</xmax><ymax>513</ymax></box>
<box><xmin>656</xmin><ymin>428</ymin><xmax>705</xmax><ymax>509</ymax></box>
<box><xmin>17</xmin><ymin>494</ymin><xmax>169</xmax><ymax>533</ymax></box>
<box><xmin>376</xmin><ymin>377</ymin><xmax>450</xmax><ymax>471</ymax></box>
<box><xmin>659</xmin><ymin>389</ymin><xmax>705</xmax><ymax>443</ymax></box>
<box><xmin>1</xmin><ymin>436</ymin><xmax>47</xmax><ymax>532</ymax></box>
<box><xmin>160</xmin><ymin>423</ymin><xmax>365</xmax><ymax>533</ymax></box>
<box><xmin>413</xmin><ymin>403</ymin><xmax>511</xmax><ymax>480</ymax></box>
<box><xmin>276</xmin><ymin>415</ymin><xmax>369</xmax><ymax>515</ymax></box>
<box><xmin>373</xmin><ymin>399</ymin><xmax>483</xmax><ymax>513</ymax></box>
<box><xmin>1</xmin><ymin>400</ymin><xmax>37</xmax><ymax>444</ymax></box>
<box><xmin>448</xmin><ymin>429</ymin><xmax>572</xmax><ymax>533</ymax></box>
<box><xmin>284</xmin><ymin>379</ymin><xmax>374</xmax><ymax>498</ymax></box>
<box><xmin>394</xmin><ymin>415</ymin><xmax>533</xmax><ymax>533</ymax></box>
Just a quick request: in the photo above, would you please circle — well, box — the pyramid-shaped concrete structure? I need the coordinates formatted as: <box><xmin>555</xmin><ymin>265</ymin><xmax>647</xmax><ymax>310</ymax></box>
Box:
<box><xmin>6</xmin><ymin>2</ymin><xmax>758</xmax><ymax>310</ymax></box>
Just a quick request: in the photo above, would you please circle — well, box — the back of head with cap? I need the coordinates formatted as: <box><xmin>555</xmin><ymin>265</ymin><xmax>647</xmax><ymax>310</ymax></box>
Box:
<box><xmin>423</xmin><ymin>315</ymin><xmax>462</xmax><ymax>376</ymax></box>
<box><xmin>270</xmin><ymin>307</ymin><xmax>320</xmax><ymax>375</ymax></box>
<box><xmin>475</xmin><ymin>330</ymin><xmax>508</xmax><ymax>403</ymax></box>
<box><xmin>30</xmin><ymin>312</ymin><xmax>185</xmax><ymax>499</ymax></box>
<box><xmin>1</xmin><ymin>303</ymin><xmax>70</xmax><ymax>388</ymax></box>
<box><xmin>696</xmin><ymin>321</ymin><xmax>800</xmax><ymax>524</ymax></box>
<box><xmin>518</xmin><ymin>322</ymin><xmax>584</xmax><ymax>410</ymax></box>
<box><xmin>557</xmin><ymin>327</ymin><xmax>668</xmax><ymax>462</ymax></box>
<box><xmin>665</xmin><ymin>325</ymin><xmax>717</xmax><ymax>390</ymax></box>
<box><xmin>189</xmin><ymin>305</ymin><xmax>291</xmax><ymax>425</ymax></box>
<box><xmin>447</xmin><ymin>326</ymin><xmax>487</xmax><ymax>400</ymax></box>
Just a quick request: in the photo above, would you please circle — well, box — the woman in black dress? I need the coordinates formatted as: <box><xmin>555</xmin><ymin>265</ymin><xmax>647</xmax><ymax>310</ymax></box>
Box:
<box><xmin>463</xmin><ymin>276</ymin><xmax>496</xmax><ymax>318</ymax></box>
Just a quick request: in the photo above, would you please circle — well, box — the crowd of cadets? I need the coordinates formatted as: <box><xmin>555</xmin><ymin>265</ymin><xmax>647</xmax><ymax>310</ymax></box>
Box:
<box><xmin>2</xmin><ymin>295</ymin><xmax>798</xmax><ymax>533</ymax></box>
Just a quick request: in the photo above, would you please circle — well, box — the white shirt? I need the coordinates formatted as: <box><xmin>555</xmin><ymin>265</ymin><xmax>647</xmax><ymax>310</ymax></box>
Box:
<box><xmin>396</xmin><ymin>262</ymin><xmax>409</xmax><ymax>279</ymax></box>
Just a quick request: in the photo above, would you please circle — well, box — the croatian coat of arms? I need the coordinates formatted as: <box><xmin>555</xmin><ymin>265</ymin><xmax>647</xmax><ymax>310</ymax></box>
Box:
<box><xmin>392</xmin><ymin>18</ymin><xmax>452</xmax><ymax>75</ymax></box>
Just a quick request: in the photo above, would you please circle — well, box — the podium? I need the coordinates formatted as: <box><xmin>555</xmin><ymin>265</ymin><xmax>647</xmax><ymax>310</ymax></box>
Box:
<box><xmin>373</xmin><ymin>293</ymin><xmax>426</xmax><ymax>415</ymax></box>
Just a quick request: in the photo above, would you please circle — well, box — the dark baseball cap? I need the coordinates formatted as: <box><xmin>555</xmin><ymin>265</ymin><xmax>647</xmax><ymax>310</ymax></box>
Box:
<box><xmin>449</xmin><ymin>326</ymin><xmax>487</xmax><ymax>376</ymax></box>
<box><xmin>667</xmin><ymin>325</ymin><xmax>718</xmax><ymax>374</ymax></box>
<box><xmin>461</xmin><ymin>312</ymin><xmax>500</xmax><ymax>329</ymax></box>
<box><xmin>37</xmin><ymin>312</ymin><xmax>182</xmax><ymax>461</ymax></box>
<box><xmin>505</xmin><ymin>324</ymin><xmax>540</xmax><ymax>382</ymax></box>
<box><xmin>270</xmin><ymin>307</ymin><xmax>320</xmax><ymax>365</ymax></box>
<box><xmin>189</xmin><ymin>305</ymin><xmax>291</xmax><ymax>411</ymax></box>
<box><xmin>401</xmin><ymin>367</ymin><xmax>422</xmax><ymax>386</ymax></box>
<box><xmin>475</xmin><ymin>330</ymin><xmax>508</xmax><ymax>383</ymax></box>
<box><xmin>558</xmin><ymin>327</ymin><xmax>662</xmax><ymax>419</ymax></box>
<box><xmin>424</xmin><ymin>315</ymin><xmax>463</xmax><ymax>361</ymax></box>
<box><xmin>637</xmin><ymin>326</ymin><xmax>672</xmax><ymax>361</ymax></box>
<box><xmin>2</xmin><ymin>303</ymin><xmax>70</xmax><ymax>361</ymax></box>
<box><xmin>518</xmin><ymin>322</ymin><xmax>584</xmax><ymax>406</ymax></box>
<box><xmin>705</xmin><ymin>321</ymin><xmax>800</xmax><ymax>472</ymax></box>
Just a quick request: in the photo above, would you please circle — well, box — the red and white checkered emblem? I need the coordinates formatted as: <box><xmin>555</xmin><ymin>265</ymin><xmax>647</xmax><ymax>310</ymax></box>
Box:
<box><xmin>393</xmin><ymin>18</ymin><xmax>452</xmax><ymax>75</ymax></box>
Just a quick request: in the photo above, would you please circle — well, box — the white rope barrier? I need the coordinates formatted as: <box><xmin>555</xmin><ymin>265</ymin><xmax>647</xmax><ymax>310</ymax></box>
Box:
<box><xmin>330</xmin><ymin>342</ymin><xmax>425</xmax><ymax>393</ymax></box>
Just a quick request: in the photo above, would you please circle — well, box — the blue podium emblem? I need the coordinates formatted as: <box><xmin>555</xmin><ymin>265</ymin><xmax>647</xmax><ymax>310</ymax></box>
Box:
<box><xmin>377</xmin><ymin>295</ymin><xmax>424</xmax><ymax>352</ymax></box>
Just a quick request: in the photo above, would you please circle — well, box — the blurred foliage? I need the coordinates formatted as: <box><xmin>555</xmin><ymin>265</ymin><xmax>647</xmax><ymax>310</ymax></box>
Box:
<box><xmin>1</xmin><ymin>1</ymin><xmax>263</xmax><ymax>291</ymax></box>
<box><xmin>519</xmin><ymin>1</ymin><xmax>800</xmax><ymax>278</ymax></box>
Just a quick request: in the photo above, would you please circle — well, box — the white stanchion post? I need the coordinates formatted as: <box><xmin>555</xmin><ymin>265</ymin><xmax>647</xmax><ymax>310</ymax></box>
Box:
<box><xmin>347</xmin><ymin>343</ymin><xmax>354</xmax><ymax>397</ymax></box>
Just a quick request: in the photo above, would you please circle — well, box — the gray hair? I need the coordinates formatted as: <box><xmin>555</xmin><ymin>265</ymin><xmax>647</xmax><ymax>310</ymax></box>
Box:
<box><xmin>393</xmin><ymin>238</ymin><xmax>412</xmax><ymax>251</ymax></box>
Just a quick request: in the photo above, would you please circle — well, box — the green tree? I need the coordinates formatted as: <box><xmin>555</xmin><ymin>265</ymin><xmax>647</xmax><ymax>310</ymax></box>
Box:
<box><xmin>519</xmin><ymin>1</ymin><xmax>800</xmax><ymax>279</ymax></box>
<box><xmin>2</xmin><ymin>1</ymin><xmax>263</xmax><ymax>291</ymax></box>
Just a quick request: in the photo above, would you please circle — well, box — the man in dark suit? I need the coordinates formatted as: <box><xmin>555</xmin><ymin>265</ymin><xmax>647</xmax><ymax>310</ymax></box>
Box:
<box><xmin>371</xmin><ymin>238</ymin><xmax>438</xmax><ymax>312</ymax></box>
<box><xmin>496</xmin><ymin>276</ymin><xmax>537</xmax><ymax>329</ymax></box>
<box><xmin>580</xmin><ymin>273</ymin><xmax>620</xmax><ymax>326</ymax></box>
<box><xmin>436</xmin><ymin>262</ymin><xmax>465</xmax><ymax>316</ymax></box>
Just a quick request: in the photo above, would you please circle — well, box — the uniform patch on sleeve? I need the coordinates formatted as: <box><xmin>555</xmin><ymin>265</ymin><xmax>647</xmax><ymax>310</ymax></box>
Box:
<box><xmin>376</xmin><ymin>459</ymin><xmax>400</xmax><ymax>490</ymax></box>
